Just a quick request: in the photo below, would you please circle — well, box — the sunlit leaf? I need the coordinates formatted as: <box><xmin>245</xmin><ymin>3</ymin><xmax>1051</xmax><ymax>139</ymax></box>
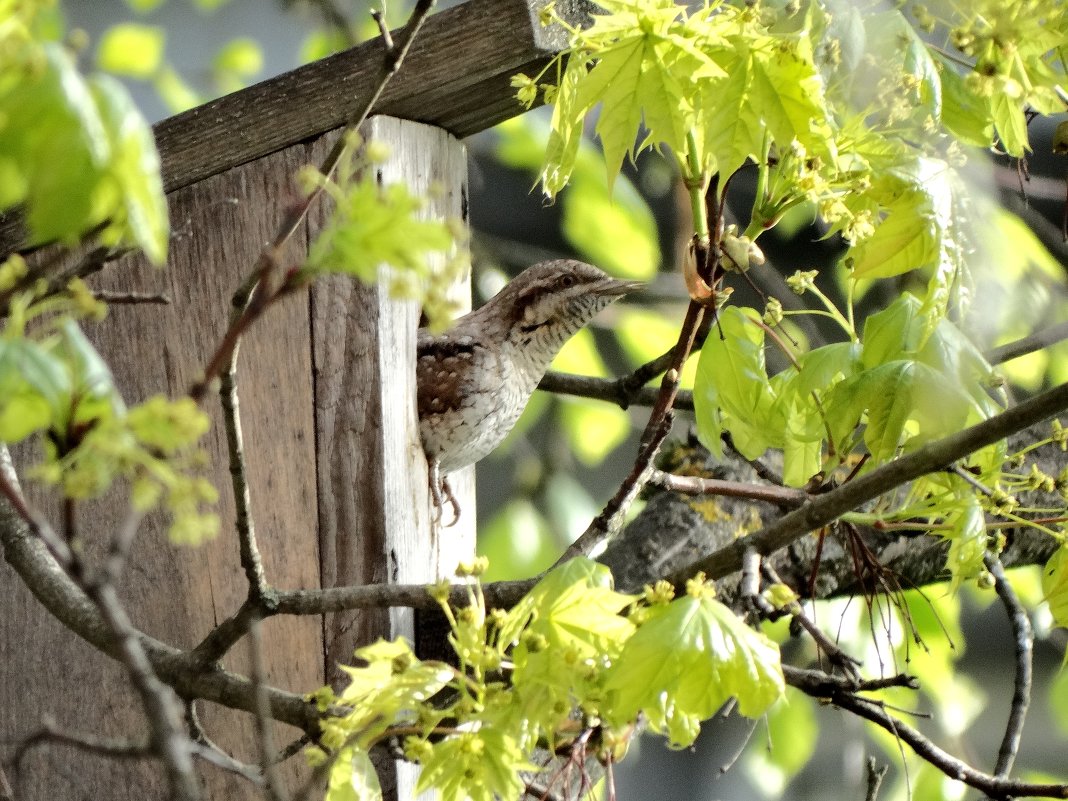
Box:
<box><xmin>606</xmin><ymin>593</ymin><xmax>784</xmax><ymax>747</ymax></box>
<box><xmin>694</xmin><ymin>306</ymin><xmax>781</xmax><ymax>459</ymax></box>
<box><xmin>1042</xmin><ymin>546</ymin><xmax>1068</xmax><ymax>630</ymax></box>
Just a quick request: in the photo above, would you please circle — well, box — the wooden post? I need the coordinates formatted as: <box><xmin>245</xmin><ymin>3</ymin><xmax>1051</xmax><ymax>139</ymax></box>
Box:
<box><xmin>310</xmin><ymin>116</ymin><xmax>474</xmax><ymax>798</ymax></box>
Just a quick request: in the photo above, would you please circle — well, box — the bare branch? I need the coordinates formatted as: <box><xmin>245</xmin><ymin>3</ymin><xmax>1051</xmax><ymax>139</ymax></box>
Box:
<box><xmin>985</xmin><ymin>320</ymin><xmax>1068</xmax><ymax>365</ymax></box>
<box><xmin>248</xmin><ymin>620</ymin><xmax>287</xmax><ymax>801</ymax></box>
<box><xmin>186</xmin><ymin>702</ymin><xmax>264</xmax><ymax>784</ymax></box>
<box><xmin>0</xmin><ymin>465</ymin><xmax>321</xmax><ymax>733</ymax></box>
<box><xmin>92</xmin><ymin>290</ymin><xmax>171</xmax><ymax>305</ymax></box>
<box><xmin>561</xmin><ymin>300</ymin><xmax>708</xmax><ymax>562</ymax></box>
<box><xmin>985</xmin><ymin>554</ymin><xmax>1033</xmax><ymax>778</ymax></box>
<box><xmin>220</xmin><ymin>346</ymin><xmax>269</xmax><ymax>601</ymax></box>
<box><xmin>539</xmin><ymin>370</ymin><xmax>693</xmax><ymax>410</ymax></box>
<box><xmin>763</xmin><ymin>563</ymin><xmax>862</xmax><ymax>680</ymax></box>
<box><xmin>865</xmin><ymin>756</ymin><xmax>889</xmax><ymax>801</ymax></box>
<box><xmin>648</xmin><ymin>468</ymin><xmax>806</xmax><ymax>507</ymax></box>
<box><xmin>818</xmin><ymin>689</ymin><xmax>1068</xmax><ymax>799</ymax></box>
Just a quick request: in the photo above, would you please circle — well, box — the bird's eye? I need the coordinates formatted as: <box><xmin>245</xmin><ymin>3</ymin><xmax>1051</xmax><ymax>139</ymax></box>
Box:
<box><xmin>559</xmin><ymin>274</ymin><xmax>577</xmax><ymax>289</ymax></box>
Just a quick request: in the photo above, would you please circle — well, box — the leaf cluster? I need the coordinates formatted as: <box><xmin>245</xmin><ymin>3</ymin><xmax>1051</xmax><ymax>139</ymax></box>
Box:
<box><xmin>312</xmin><ymin>558</ymin><xmax>784</xmax><ymax>801</ymax></box>
<box><xmin>0</xmin><ymin>283</ymin><xmax>217</xmax><ymax>543</ymax></box>
<box><xmin>300</xmin><ymin>136</ymin><xmax>463</xmax><ymax>332</ymax></box>
<box><xmin>522</xmin><ymin>0</ymin><xmax>1068</xmax><ymax>591</ymax></box>
<box><xmin>0</xmin><ymin>3</ymin><xmax>169</xmax><ymax>262</ymax></box>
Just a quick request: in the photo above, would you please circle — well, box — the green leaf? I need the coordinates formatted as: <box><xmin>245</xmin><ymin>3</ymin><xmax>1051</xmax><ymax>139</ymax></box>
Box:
<box><xmin>96</xmin><ymin>23</ymin><xmax>165</xmax><ymax>79</ymax></box>
<box><xmin>1048</xmin><ymin>668</ymin><xmax>1068</xmax><ymax>734</ymax></box>
<box><xmin>0</xmin><ymin>340</ymin><xmax>66</xmax><ymax>441</ymax></box>
<box><xmin>1042</xmin><ymin>546</ymin><xmax>1068</xmax><ymax>630</ymax></box>
<box><xmin>827</xmin><ymin>359</ymin><xmax>975</xmax><ymax>463</ymax></box>
<box><xmin>153</xmin><ymin>65</ymin><xmax>201</xmax><ymax>113</ymax></box>
<box><xmin>848</xmin><ymin>190</ymin><xmax>938</xmax><ymax>279</ymax></box>
<box><xmin>990</xmin><ymin>90</ymin><xmax>1029</xmax><ymax>156</ymax></box>
<box><xmin>499</xmin><ymin>557</ymin><xmax>635</xmax><ymax>659</ymax></box>
<box><xmin>606</xmin><ymin>593</ymin><xmax>784</xmax><ymax>747</ymax></box>
<box><xmin>946</xmin><ymin>495</ymin><xmax>986</xmax><ymax>585</ymax></box>
<box><xmin>0</xmin><ymin>43</ymin><xmax>106</xmax><ymax>243</ymax></box>
<box><xmin>694</xmin><ymin>306</ymin><xmax>781</xmax><ymax>460</ymax></box>
<box><xmin>747</xmin><ymin>35</ymin><xmax>835</xmax><ymax>161</ymax></box>
<box><xmin>0</xmin><ymin>41</ymin><xmax>168</xmax><ymax>260</ymax></box>
<box><xmin>303</xmin><ymin>172</ymin><xmax>454</xmax><ymax>318</ymax></box>
<box><xmin>213</xmin><ymin>37</ymin><xmax>263</xmax><ymax>92</ymax></box>
<box><xmin>213</xmin><ymin>38</ymin><xmax>262</xmax><ymax>76</ymax></box>
<box><xmin>416</xmin><ymin>730</ymin><xmax>533</xmax><ymax>801</ymax></box>
<box><xmin>299</xmin><ymin>29</ymin><xmax>350</xmax><ymax>63</ymax></box>
<box><xmin>325</xmin><ymin>748</ymin><xmax>381</xmax><ymax>801</ymax></box>
<box><xmin>860</xmin><ymin>294</ymin><xmax>925</xmax><ymax>369</ymax></box>
<box><xmin>496</xmin><ymin>115</ymin><xmax>660</xmax><ymax>279</ymax></box>
<box><xmin>52</xmin><ymin>319</ymin><xmax>123</xmax><ymax>426</ymax></box>
<box><xmin>936</xmin><ymin>56</ymin><xmax>994</xmax><ymax>147</ymax></box>
<box><xmin>699</xmin><ymin>45</ymin><xmax>760</xmax><ymax>179</ymax></box>
<box><xmin>89</xmin><ymin>75</ymin><xmax>169</xmax><ymax>264</ymax></box>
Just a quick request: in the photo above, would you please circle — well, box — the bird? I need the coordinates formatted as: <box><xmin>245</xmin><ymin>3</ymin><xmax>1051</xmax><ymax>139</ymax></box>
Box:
<box><xmin>416</xmin><ymin>259</ymin><xmax>642</xmax><ymax>523</ymax></box>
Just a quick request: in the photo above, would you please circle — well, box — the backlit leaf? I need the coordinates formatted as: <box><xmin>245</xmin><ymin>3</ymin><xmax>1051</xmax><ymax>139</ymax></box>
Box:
<box><xmin>606</xmin><ymin>594</ymin><xmax>783</xmax><ymax>747</ymax></box>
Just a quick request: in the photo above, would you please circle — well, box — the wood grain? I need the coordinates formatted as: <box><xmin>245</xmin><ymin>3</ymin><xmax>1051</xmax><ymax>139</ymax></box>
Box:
<box><xmin>1</xmin><ymin>143</ymin><xmax>323</xmax><ymax>799</ymax></box>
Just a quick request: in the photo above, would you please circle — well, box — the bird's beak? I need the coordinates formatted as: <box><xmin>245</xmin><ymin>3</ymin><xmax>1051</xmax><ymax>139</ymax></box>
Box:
<box><xmin>602</xmin><ymin>278</ymin><xmax>645</xmax><ymax>297</ymax></box>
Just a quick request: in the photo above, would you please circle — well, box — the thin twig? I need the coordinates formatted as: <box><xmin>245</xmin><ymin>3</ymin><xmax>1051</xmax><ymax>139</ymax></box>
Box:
<box><xmin>763</xmin><ymin>563</ymin><xmax>863</xmax><ymax>680</ymax></box>
<box><xmin>865</xmin><ymin>756</ymin><xmax>889</xmax><ymax>801</ymax></box>
<box><xmin>648</xmin><ymin>468</ymin><xmax>807</xmax><ymax>507</ymax></box>
<box><xmin>89</xmin><ymin>581</ymin><xmax>200</xmax><ymax>799</ymax></box>
<box><xmin>248</xmin><ymin>619</ymin><xmax>287</xmax><ymax>801</ymax></box>
<box><xmin>819</xmin><ymin>690</ymin><xmax>1068</xmax><ymax>799</ymax></box>
<box><xmin>93</xmin><ymin>290</ymin><xmax>171</xmax><ymax>305</ymax></box>
<box><xmin>782</xmin><ymin>665</ymin><xmax>917</xmax><ymax>695</ymax></box>
<box><xmin>0</xmin><ymin>242</ymin><xmax>124</xmax><ymax>316</ymax></box>
<box><xmin>985</xmin><ymin>553</ymin><xmax>1032</xmax><ymax>778</ymax></box>
<box><xmin>539</xmin><ymin>370</ymin><xmax>695</xmax><ymax>411</ymax></box>
<box><xmin>985</xmin><ymin>321</ymin><xmax>1068</xmax><ymax>365</ymax></box>
<box><xmin>0</xmin><ymin>763</ymin><xmax>12</xmax><ymax>801</ymax></box>
<box><xmin>13</xmin><ymin>718</ymin><xmax>152</xmax><ymax>783</ymax></box>
<box><xmin>0</xmin><ymin>465</ymin><xmax>200</xmax><ymax>800</ymax></box>
<box><xmin>560</xmin><ymin>300</ymin><xmax>707</xmax><ymax>562</ymax></box>
<box><xmin>672</xmin><ymin>383</ymin><xmax>1068</xmax><ymax>585</ymax></box>
<box><xmin>189</xmin><ymin>0</ymin><xmax>437</xmax><ymax>402</ymax></box>
<box><xmin>220</xmin><ymin>343</ymin><xmax>269</xmax><ymax>601</ymax></box>
<box><xmin>186</xmin><ymin>702</ymin><xmax>264</xmax><ymax>784</ymax></box>
<box><xmin>91</xmin><ymin>507</ymin><xmax>146</xmax><ymax>589</ymax></box>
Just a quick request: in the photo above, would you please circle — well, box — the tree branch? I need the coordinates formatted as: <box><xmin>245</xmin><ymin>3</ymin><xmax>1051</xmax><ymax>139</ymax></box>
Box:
<box><xmin>560</xmin><ymin>300</ymin><xmax>707</xmax><ymax>563</ymax></box>
<box><xmin>673</xmin><ymin>381</ymin><xmax>1068</xmax><ymax>585</ymax></box>
<box><xmin>0</xmin><ymin>468</ymin><xmax>321</xmax><ymax>733</ymax></box>
<box><xmin>815</xmin><ymin>688</ymin><xmax>1068</xmax><ymax>799</ymax></box>
<box><xmin>986</xmin><ymin>554</ymin><xmax>1033</xmax><ymax>779</ymax></box>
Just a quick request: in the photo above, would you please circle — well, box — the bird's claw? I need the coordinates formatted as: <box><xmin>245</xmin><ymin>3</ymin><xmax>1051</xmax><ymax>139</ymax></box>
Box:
<box><xmin>428</xmin><ymin>459</ymin><xmax>461</xmax><ymax>527</ymax></box>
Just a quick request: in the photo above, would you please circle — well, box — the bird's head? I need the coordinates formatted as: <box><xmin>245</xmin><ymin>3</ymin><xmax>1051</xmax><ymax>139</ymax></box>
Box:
<box><xmin>494</xmin><ymin>260</ymin><xmax>642</xmax><ymax>344</ymax></box>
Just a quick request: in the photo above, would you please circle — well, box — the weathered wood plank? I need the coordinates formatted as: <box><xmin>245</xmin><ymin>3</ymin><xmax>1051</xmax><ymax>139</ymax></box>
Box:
<box><xmin>0</xmin><ymin>144</ymin><xmax>324</xmax><ymax>799</ymax></box>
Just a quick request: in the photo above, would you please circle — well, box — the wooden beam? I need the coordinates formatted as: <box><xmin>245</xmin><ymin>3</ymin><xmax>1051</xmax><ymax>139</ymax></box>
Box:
<box><xmin>0</xmin><ymin>0</ymin><xmax>591</xmax><ymax>255</ymax></box>
<box><xmin>156</xmin><ymin>0</ymin><xmax>591</xmax><ymax>195</ymax></box>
